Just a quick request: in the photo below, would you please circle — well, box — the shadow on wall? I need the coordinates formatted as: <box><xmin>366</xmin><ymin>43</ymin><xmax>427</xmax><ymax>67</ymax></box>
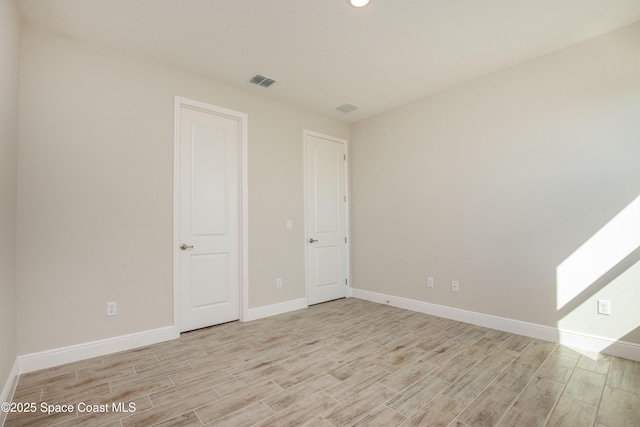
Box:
<box><xmin>618</xmin><ymin>326</ymin><xmax>640</xmax><ymax>345</ymax></box>
<box><xmin>556</xmin><ymin>193</ymin><xmax>640</xmax><ymax>358</ymax></box>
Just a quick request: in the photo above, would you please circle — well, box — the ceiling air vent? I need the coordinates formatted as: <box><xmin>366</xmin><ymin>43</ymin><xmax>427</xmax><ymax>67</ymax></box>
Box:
<box><xmin>336</xmin><ymin>103</ymin><xmax>358</xmax><ymax>113</ymax></box>
<box><xmin>249</xmin><ymin>74</ymin><xmax>277</xmax><ymax>88</ymax></box>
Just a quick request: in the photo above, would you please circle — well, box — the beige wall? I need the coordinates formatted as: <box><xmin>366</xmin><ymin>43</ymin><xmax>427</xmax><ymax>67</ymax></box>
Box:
<box><xmin>17</xmin><ymin>24</ymin><xmax>348</xmax><ymax>354</ymax></box>
<box><xmin>350</xmin><ymin>22</ymin><xmax>640</xmax><ymax>345</ymax></box>
<box><xmin>0</xmin><ymin>0</ymin><xmax>20</xmax><ymax>394</ymax></box>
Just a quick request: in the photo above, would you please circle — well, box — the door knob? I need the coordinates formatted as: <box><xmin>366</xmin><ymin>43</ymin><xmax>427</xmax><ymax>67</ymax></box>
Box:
<box><xmin>309</xmin><ymin>238</ymin><xmax>318</xmax><ymax>243</ymax></box>
<box><xmin>180</xmin><ymin>244</ymin><xmax>194</xmax><ymax>250</ymax></box>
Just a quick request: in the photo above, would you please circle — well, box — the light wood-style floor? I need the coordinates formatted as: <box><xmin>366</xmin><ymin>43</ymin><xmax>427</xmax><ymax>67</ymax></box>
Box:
<box><xmin>5</xmin><ymin>298</ymin><xmax>640</xmax><ymax>427</ymax></box>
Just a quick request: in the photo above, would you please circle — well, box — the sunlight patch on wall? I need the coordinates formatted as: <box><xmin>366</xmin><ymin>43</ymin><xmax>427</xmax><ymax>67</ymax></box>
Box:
<box><xmin>556</xmin><ymin>194</ymin><xmax>640</xmax><ymax>310</ymax></box>
<box><xmin>557</xmin><ymin>257</ymin><xmax>640</xmax><ymax>356</ymax></box>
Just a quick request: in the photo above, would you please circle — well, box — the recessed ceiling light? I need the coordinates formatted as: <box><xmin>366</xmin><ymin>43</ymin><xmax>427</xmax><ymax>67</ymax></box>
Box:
<box><xmin>349</xmin><ymin>0</ymin><xmax>370</xmax><ymax>7</ymax></box>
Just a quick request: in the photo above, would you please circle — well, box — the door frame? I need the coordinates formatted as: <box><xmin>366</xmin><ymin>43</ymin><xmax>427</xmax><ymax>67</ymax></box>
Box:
<box><xmin>303</xmin><ymin>130</ymin><xmax>351</xmax><ymax>304</ymax></box>
<box><xmin>173</xmin><ymin>96</ymin><xmax>249</xmax><ymax>330</ymax></box>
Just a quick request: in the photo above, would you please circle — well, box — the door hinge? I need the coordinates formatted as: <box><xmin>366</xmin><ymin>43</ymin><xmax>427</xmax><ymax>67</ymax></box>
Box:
<box><xmin>344</xmin><ymin>154</ymin><xmax>346</xmax><ymax>161</ymax></box>
<box><xmin>344</xmin><ymin>195</ymin><xmax>347</xmax><ymax>202</ymax></box>
<box><xmin>345</xmin><ymin>278</ymin><xmax>348</xmax><ymax>286</ymax></box>
<box><xmin>345</xmin><ymin>236</ymin><xmax>347</xmax><ymax>243</ymax></box>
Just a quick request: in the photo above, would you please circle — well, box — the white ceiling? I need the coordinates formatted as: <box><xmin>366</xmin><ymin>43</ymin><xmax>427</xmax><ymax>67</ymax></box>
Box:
<box><xmin>17</xmin><ymin>0</ymin><xmax>640</xmax><ymax>123</ymax></box>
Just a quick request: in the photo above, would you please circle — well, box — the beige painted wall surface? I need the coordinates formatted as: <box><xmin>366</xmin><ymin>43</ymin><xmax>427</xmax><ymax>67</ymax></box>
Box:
<box><xmin>17</xmin><ymin>24</ymin><xmax>348</xmax><ymax>355</ymax></box>
<box><xmin>0</xmin><ymin>0</ymin><xmax>20</xmax><ymax>394</ymax></box>
<box><xmin>350</xmin><ymin>22</ymin><xmax>640</xmax><ymax>345</ymax></box>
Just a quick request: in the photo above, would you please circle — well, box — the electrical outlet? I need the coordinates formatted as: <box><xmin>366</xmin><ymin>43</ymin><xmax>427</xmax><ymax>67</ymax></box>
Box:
<box><xmin>276</xmin><ymin>277</ymin><xmax>282</xmax><ymax>288</ymax></box>
<box><xmin>597</xmin><ymin>299</ymin><xmax>611</xmax><ymax>315</ymax></box>
<box><xmin>427</xmin><ymin>277</ymin><xmax>434</xmax><ymax>288</ymax></box>
<box><xmin>452</xmin><ymin>280</ymin><xmax>459</xmax><ymax>292</ymax></box>
<box><xmin>107</xmin><ymin>301</ymin><xmax>117</xmax><ymax>316</ymax></box>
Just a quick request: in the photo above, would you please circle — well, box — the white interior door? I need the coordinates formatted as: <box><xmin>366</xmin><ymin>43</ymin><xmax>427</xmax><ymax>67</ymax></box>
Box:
<box><xmin>305</xmin><ymin>131</ymin><xmax>348</xmax><ymax>305</ymax></box>
<box><xmin>177</xmin><ymin>102</ymin><xmax>242</xmax><ymax>332</ymax></box>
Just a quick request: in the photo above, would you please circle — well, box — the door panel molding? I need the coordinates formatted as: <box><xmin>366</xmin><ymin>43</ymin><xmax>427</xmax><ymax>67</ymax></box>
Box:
<box><xmin>174</xmin><ymin>96</ymin><xmax>248</xmax><ymax>331</ymax></box>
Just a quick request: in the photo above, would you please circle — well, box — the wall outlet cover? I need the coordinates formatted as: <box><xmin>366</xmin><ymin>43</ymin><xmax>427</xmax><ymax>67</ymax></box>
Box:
<box><xmin>597</xmin><ymin>299</ymin><xmax>611</xmax><ymax>315</ymax></box>
<box><xmin>107</xmin><ymin>302</ymin><xmax>117</xmax><ymax>316</ymax></box>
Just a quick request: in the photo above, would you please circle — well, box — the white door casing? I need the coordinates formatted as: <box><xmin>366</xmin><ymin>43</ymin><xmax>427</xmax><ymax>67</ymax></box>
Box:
<box><xmin>174</xmin><ymin>97</ymin><xmax>248</xmax><ymax>332</ymax></box>
<box><xmin>304</xmin><ymin>131</ymin><xmax>349</xmax><ymax>305</ymax></box>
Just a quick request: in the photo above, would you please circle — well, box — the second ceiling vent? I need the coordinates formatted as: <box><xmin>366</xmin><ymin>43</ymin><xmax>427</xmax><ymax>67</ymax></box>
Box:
<box><xmin>335</xmin><ymin>103</ymin><xmax>359</xmax><ymax>113</ymax></box>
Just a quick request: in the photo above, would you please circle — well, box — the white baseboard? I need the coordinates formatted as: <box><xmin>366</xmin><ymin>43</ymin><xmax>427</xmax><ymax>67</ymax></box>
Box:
<box><xmin>12</xmin><ymin>288</ymin><xmax>639</xmax><ymax>382</ymax></box>
<box><xmin>16</xmin><ymin>297</ymin><xmax>310</xmax><ymax>376</ymax></box>
<box><xmin>18</xmin><ymin>326</ymin><xmax>179</xmax><ymax>374</ymax></box>
<box><xmin>245</xmin><ymin>298</ymin><xmax>307</xmax><ymax>322</ymax></box>
<box><xmin>351</xmin><ymin>288</ymin><xmax>640</xmax><ymax>361</ymax></box>
<box><xmin>556</xmin><ymin>329</ymin><xmax>640</xmax><ymax>361</ymax></box>
<box><xmin>0</xmin><ymin>359</ymin><xmax>19</xmax><ymax>426</ymax></box>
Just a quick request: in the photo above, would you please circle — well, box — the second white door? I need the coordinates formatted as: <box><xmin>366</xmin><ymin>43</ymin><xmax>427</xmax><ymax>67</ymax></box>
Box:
<box><xmin>305</xmin><ymin>131</ymin><xmax>348</xmax><ymax>305</ymax></box>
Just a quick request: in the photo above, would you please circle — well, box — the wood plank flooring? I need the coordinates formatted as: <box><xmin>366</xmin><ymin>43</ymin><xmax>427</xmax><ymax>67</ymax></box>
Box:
<box><xmin>4</xmin><ymin>298</ymin><xmax>640</xmax><ymax>426</ymax></box>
